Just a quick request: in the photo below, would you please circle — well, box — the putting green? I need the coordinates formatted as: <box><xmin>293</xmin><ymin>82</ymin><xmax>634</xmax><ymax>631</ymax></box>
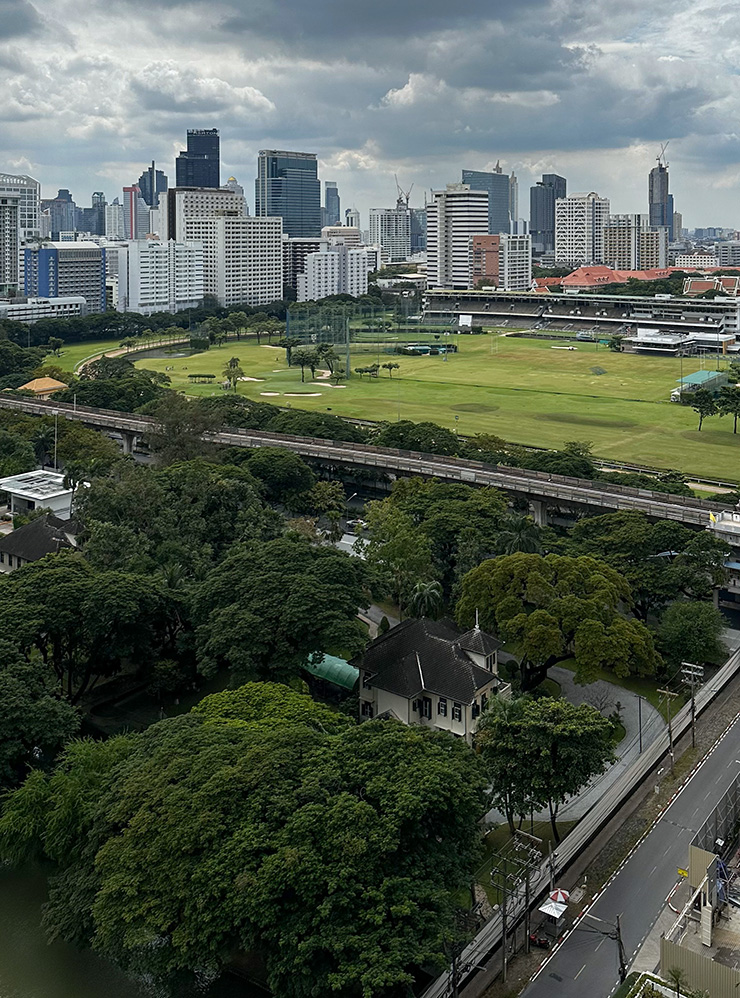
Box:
<box><xmin>130</xmin><ymin>334</ymin><xmax>739</xmax><ymax>481</ymax></box>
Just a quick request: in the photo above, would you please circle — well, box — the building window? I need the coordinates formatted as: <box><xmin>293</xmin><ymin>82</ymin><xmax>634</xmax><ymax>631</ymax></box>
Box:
<box><xmin>362</xmin><ymin>674</ymin><xmax>372</xmax><ymax>689</ymax></box>
<box><xmin>361</xmin><ymin>702</ymin><xmax>374</xmax><ymax>719</ymax></box>
<box><xmin>452</xmin><ymin>703</ymin><xmax>462</xmax><ymax>722</ymax></box>
<box><xmin>438</xmin><ymin>697</ymin><xmax>447</xmax><ymax>716</ymax></box>
<box><xmin>422</xmin><ymin>696</ymin><xmax>432</xmax><ymax>719</ymax></box>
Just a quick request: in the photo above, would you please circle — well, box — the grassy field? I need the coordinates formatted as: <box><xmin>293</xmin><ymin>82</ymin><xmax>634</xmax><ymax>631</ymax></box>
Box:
<box><xmin>130</xmin><ymin>332</ymin><xmax>740</xmax><ymax>480</ymax></box>
<box><xmin>47</xmin><ymin>339</ymin><xmax>127</xmax><ymax>373</ymax></box>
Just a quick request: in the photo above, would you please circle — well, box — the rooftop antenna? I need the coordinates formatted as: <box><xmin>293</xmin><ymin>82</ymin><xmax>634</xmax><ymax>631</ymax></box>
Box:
<box><xmin>394</xmin><ymin>173</ymin><xmax>414</xmax><ymax>210</ymax></box>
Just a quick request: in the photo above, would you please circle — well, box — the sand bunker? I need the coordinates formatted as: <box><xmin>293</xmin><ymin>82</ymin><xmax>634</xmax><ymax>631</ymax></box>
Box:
<box><xmin>238</xmin><ymin>376</ymin><xmax>264</xmax><ymax>382</ymax></box>
<box><xmin>260</xmin><ymin>392</ymin><xmax>281</xmax><ymax>396</ymax></box>
<box><xmin>284</xmin><ymin>392</ymin><xmax>322</xmax><ymax>397</ymax></box>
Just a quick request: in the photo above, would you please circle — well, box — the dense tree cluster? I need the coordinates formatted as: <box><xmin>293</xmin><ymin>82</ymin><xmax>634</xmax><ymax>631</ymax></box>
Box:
<box><xmin>0</xmin><ymin>684</ymin><xmax>488</xmax><ymax>997</ymax></box>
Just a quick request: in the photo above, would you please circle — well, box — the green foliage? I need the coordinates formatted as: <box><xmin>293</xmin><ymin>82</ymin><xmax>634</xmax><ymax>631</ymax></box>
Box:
<box><xmin>0</xmin><ymin>686</ymin><xmax>488</xmax><ymax>997</ymax></box>
<box><xmin>244</xmin><ymin>447</ymin><xmax>316</xmax><ymax>504</ymax></box>
<box><xmin>360</xmin><ymin>503</ymin><xmax>437</xmax><ymax>616</ymax></box>
<box><xmin>0</xmin><ymin>429</ymin><xmax>36</xmax><ymax>476</ymax></box>
<box><xmin>657</xmin><ymin>601</ymin><xmax>726</xmax><ymax>668</ymax></box>
<box><xmin>477</xmin><ymin>696</ymin><xmax>614</xmax><ymax>841</ymax></box>
<box><xmin>457</xmin><ymin>552</ymin><xmax>660</xmax><ymax>686</ymax></box>
<box><xmin>193</xmin><ymin>536</ymin><xmax>370</xmax><ymax>683</ymax></box>
<box><xmin>372</xmin><ymin>419</ymin><xmax>460</xmax><ymax>456</ymax></box>
<box><xmin>717</xmin><ymin>384</ymin><xmax>740</xmax><ymax>433</ymax></box>
<box><xmin>688</xmin><ymin>388</ymin><xmax>718</xmax><ymax>430</ymax></box>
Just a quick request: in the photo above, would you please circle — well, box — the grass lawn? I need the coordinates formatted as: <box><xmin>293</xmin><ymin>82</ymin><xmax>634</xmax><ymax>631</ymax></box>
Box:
<box><xmin>555</xmin><ymin>657</ymin><xmax>686</xmax><ymax>722</ymax></box>
<box><xmin>45</xmin><ymin>339</ymin><xmax>127</xmax><ymax>373</ymax></box>
<box><xmin>127</xmin><ymin>333</ymin><xmax>740</xmax><ymax>479</ymax></box>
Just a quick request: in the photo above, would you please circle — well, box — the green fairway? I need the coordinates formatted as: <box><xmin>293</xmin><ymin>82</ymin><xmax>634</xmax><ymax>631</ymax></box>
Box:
<box><xmin>127</xmin><ymin>333</ymin><xmax>740</xmax><ymax>480</ymax></box>
<box><xmin>45</xmin><ymin>340</ymin><xmax>126</xmax><ymax>373</ymax></box>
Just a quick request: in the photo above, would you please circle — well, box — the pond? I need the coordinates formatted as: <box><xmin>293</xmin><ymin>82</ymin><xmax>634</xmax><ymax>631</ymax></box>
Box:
<box><xmin>0</xmin><ymin>867</ymin><xmax>268</xmax><ymax>998</ymax></box>
<box><xmin>130</xmin><ymin>346</ymin><xmax>199</xmax><ymax>360</ymax></box>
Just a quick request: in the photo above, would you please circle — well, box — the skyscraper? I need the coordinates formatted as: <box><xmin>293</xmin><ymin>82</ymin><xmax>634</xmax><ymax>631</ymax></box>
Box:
<box><xmin>175</xmin><ymin>129</ymin><xmax>220</xmax><ymax>189</ymax></box>
<box><xmin>461</xmin><ymin>163</ymin><xmax>511</xmax><ymax>234</ymax></box>
<box><xmin>529</xmin><ymin>174</ymin><xmax>567</xmax><ymax>253</ymax></box>
<box><xmin>123</xmin><ymin>186</ymin><xmax>150</xmax><ymax>240</ymax></box>
<box><xmin>427</xmin><ymin>184</ymin><xmax>489</xmax><ymax>289</ymax></box>
<box><xmin>255</xmin><ymin>150</ymin><xmax>321</xmax><ymax>238</ymax></box>
<box><xmin>369</xmin><ymin>207</ymin><xmax>411</xmax><ymax>262</ymax></box>
<box><xmin>138</xmin><ymin>162</ymin><xmax>168</xmax><ymax>207</ymax></box>
<box><xmin>0</xmin><ymin>173</ymin><xmax>40</xmax><ymax>240</ymax></box>
<box><xmin>323</xmin><ymin>181</ymin><xmax>340</xmax><ymax>227</ymax></box>
<box><xmin>0</xmin><ymin>195</ymin><xmax>20</xmax><ymax>293</ymax></box>
<box><xmin>24</xmin><ymin>242</ymin><xmax>106</xmax><ymax>311</ymax></box>
<box><xmin>648</xmin><ymin>152</ymin><xmax>672</xmax><ymax>238</ymax></box>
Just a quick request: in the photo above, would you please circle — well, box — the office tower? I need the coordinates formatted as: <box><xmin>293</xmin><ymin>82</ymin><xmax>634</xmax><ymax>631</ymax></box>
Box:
<box><xmin>529</xmin><ymin>174</ymin><xmax>567</xmax><ymax>253</ymax></box>
<box><xmin>0</xmin><ymin>195</ymin><xmax>20</xmax><ymax>292</ymax></box>
<box><xmin>138</xmin><ymin>162</ymin><xmax>168</xmax><ymax>208</ymax></box>
<box><xmin>345</xmin><ymin>207</ymin><xmax>360</xmax><ymax>228</ymax></box>
<box><xmin>603</xmin><ymin>214</ymin><xmax>668</xmax><ymax>270</ymax></box>
<box><xmin>163</xmin><ymin>187</ymin><xmax>246</xmax><ymax>241</ymax></box>
<box><xmin>323</xmin><ymin>181</ymin><xmax>340</xmax><ymax>227</ymax></box>
<box><xmin>297</xmin><ymin>243</ymin><xmax>369</xmax><ymax>301</ymax></box>
<box><xmin>255</xmin><ymin>150</ymin><xmax>321</xmax><ymax>238</ymax></box>
<box><xmin>175</xmin><ymin>128</ymin><xmax>220</xmax><ymax>188</ymax></box>
<box><xmin>105</xmin><ymin>199</ymin><xmax>125</xmax><ymax>240</ymax></box>
<box><xmin>117</xmin><ymin>239</ymin><xmax>204</xmax><ymax>314</ymax></box>
<box><xmin>24</xmin><ymin>242</ymin><xmax>106</xmax><ymax>311</ymax></box>
<box><xmin>410</xmin><ymin>206</ymin><xmax>426</xmax><ymax>254</ymax></box>
<box><xmin>673</xmin><ymin>211</ymin><xmax>683</xmax><ymax>241</ymax></box>
<box><xmin>426</xmin><ymin>184</ymin><xmax>489</xmax><ymax>289</ymax></box>
<box><xmin>79</xmin><ymin>192</ymin><xmax>106</xmax><ymax>235</ymax></box>
<box><xmin>509</xmin><ymin>171</ymin><xmax>518</xmax><ymax>227</ymax></box>
<box><xmin>554</xmin><ymin>192</ymin><xmax>610</xmax><ymax>265</ymax></box>
<box><xmin>0</xmin><ymin>173</ymin><xmax>40</xmax><ymax>240</ymax></box>
<box><xmin>470</xmin><ymin>233</ymin><xmax>531</xmax><ymax>290</ymax></box>
<box><xmin>123</xmin><ymin>185</ymin><xmax>150</xmax><ymax>239</ymax></box>
<box><xmin>42</xmin><ymin>189</ymin><xmax>77</xmax><ymax>237</ymax></box>
<box><xmin>461</xmin><ymin>163</ymin><xmax>511</xmax><ymax>234</ymax></box>
<box><xmin>368</xmin><ymin>207</ymin><xmax>411</xmax><ymax>262</ymax></box>
<box><xmin>648</xmin><ymin>151</ymin><xmax>672</xmax><ymax>238</ymax></box>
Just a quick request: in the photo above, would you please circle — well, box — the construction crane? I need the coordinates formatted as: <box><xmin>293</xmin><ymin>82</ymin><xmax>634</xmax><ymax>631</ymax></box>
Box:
<box><xmin>395</xmin><ymin>174</ymin><xmax>413</xmax><ymax>210</ymax></box>
<box><xmin>657</xmin><ymin>142</ymin><xmax>669</xmax><ymax>168</ymax></box>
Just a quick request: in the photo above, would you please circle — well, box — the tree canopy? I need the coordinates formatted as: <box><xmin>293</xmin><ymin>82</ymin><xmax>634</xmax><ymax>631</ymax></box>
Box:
<box><xmin>0</xmin><ymin>683</ymin><xmax>488</xmax><ymax>997</ymax></box>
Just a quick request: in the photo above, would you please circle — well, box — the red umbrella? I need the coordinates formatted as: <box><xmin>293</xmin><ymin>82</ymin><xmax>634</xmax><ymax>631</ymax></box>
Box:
<box><xmin>550</xmin><ymin>889</ymin><xmax>570</xmax><ymax>904</ymax></box>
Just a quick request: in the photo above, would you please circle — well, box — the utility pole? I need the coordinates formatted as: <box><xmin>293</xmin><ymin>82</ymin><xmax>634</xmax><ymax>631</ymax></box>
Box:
<box><xmin>616</xmin><ymin>914</ymin><xmax>627</xmax><ymax>984</ymax></box>
<box><xmin>657</xmin><ymin>688</ymin><xmax>679</xmax><ymax>773</ymax></box>
<box><xmin>681</xmin><ymin>662</ymin><xmax>704</xmax><ymax>749</ymax></box>
<box><xmin>635</xmin><ymin>694</ymin><xmax>645</xmax><ymax>753</ymax></box>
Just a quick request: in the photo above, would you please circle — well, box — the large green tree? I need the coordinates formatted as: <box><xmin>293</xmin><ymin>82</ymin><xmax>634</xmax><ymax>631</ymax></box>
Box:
<box><xmin>657</xmin><ymin>601</ymin><xmax>726</xmax><ymax>668</ymax></box>
<box><xmin>478</xmin><ymin>697</ymin><xmax>614</xmax><ymax>841</ymax></box>
<box><xmin>0</xmin><ymin>684</ymin><xmax>488</xmax><ymax>997</ymax></box>
<box><xmin>360</xmin><ymin>503</ymin><xmax>437</xmax><ymax>616</ymax></box>
<box><xmin>194</xmin><ymin>536</ymin><xmax>369</xmax><ymax>682</ymax></box>
<box><xmin>372</xmin><ymin>420</ymin><xmax>460</xmax><ymax>456</ymax></box>
<box><xmin>457</xmin><ymin>552</ymin><xmax>660</xmax><ymax>686</ymax></box>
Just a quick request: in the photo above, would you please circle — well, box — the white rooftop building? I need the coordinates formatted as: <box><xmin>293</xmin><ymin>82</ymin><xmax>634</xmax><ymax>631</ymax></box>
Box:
<box><xmin>117</xmin><ymin>239</ymin><xmax>204</xmax><ymax>315</ymax></box>
<box><xmin>0</xmin><ymin>471</ymin><xmax>74</xmax><ymax>518</ymax></box>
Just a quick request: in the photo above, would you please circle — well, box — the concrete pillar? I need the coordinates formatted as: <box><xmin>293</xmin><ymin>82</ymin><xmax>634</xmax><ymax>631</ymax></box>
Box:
<box><xmin>530</xmin><ymin>499</ymin><xmax>549</xmax><ymax>527</ymax></box>
<box><xmin>121</xmin><ymin>431</ymin><xmax>138</xmax><ymax>455</ymax></box>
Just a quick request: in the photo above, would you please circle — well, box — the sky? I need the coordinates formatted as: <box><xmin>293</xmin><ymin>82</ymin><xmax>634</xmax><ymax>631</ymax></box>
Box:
<box><xmin>1</xmin><ymin>0</ymin><xmax>739</xmax><ymax>229</ymax></box>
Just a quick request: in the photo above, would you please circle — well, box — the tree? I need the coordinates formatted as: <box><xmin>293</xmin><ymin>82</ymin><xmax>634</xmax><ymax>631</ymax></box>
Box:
<box><xmin>194</xmin><ymin>536</ymin><xmax>369</xmax><ymax>682</ymax></box>
<box><xmin>0</xmin><ymin>647</ymin><xmax>78</xmax><ymax>787</ymax></box>
<box><xmin>408</xmin><ymin>580</ymin><xmax>443</xmax><ymax>619</ymax></box>
<box><xmin>689</xmin><ymin>388</ymin><xmax>717</xmax><ymax>431</ymax></box>
<box><xmin>658</xmin><ymin>601</ymin><xmax>726</xmax><ymax>668</ymax></box>
<box><xmin>457</xmin><ymin>552</ymin><xmax>660</xmax><ymax>687</ymax></box>
<box><xmin>479</xmin><ymin>697</ymin><xmax>614</xmax><ymax>842</ymax></box>
<box><xmin>145</xmin><ymin>394</ymin><xmax>223</xmax><ymax>465</ymax></box>
<box><xmin>316</xmin><ymin>342</ymin><xmax>339</xmax><ymax>374</ymax></box>
<box><xmin>717</xmin><ymin>384</ymin><xmax>740</xmax><ymax>434</ymax></box>
<box><xmin>0</xmin><ymin>686</ymin><xmax>488</xmax><ymax>997</ymax></box>
<box><xmin>496</xmin><ymin>514</ymin><xmax>543</xmax><ymax>555</ymax></box>
<box><xmin>360</xmin><ymin>504</ymin><xmax>437</xmax><ymax>617</ymax></box>
<box><xmin>298</xmin><ymin>479</ymin><xmax>346</xmax><ymax>539</ymax></box>
<box><xmin>665</xmin><ymin>966</ymin><xmax>690</xmax><ymax>998</ymax></box>
<box><xmin>47</xmin><ymin>336</ymin><xmax>64</xmax><ymax>356</ymax></box>
<box><xmin>278</xmin><ymin>336</ymin><xmax>301</xmax><ymax>365</ymax></box>
<box><xmin>372</xmin><ymin>419</ymin><xmax>461</xmax><ymax>456</ymax></box>
<box><xmin>291</xmin><ymin>347</ymin><xmax>314</xmax><ymax>382</ymax></box>
<box><xmin>244</xmin><ymin>447</ymin><xmax>316</xmax><ymax>505</ymax></box>
<box><xmin>0</xmin><ymin>430</ymin><xmax>35</xmax><ymax>476</ymax></box>
<box><xmin>222</xmin><ymin>356</ymin><xmax>244</xmax><ymax>391</ymax></box>
<box><xmin>381</xmin><ymin>362</ymin><xmax>400</xmax><ymax>378</ymax></box>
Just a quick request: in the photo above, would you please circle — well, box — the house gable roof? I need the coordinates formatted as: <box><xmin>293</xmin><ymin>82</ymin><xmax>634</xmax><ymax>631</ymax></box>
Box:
<box><xmin>353</xmin><ymin>618</ymin><xmax>499</xmax><ymax>704</ymax></box>
<box><xmin>0</xmin><ymin>514</ymin><xmax>78</xmax><ymax>562</ymax></box>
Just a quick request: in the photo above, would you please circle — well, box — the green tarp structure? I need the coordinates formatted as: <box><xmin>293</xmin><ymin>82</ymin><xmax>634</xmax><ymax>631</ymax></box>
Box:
<box><xmin>303</xmin><ymin>654</ymin><xmax>359</xmax><ymax>690</ymax></box>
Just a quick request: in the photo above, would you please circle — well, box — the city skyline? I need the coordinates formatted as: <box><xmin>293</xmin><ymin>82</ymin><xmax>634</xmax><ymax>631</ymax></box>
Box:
<box><xmin>0</xmin><ymin>0</ymin><xmax>737</xmax><ymax>228</ymax></box>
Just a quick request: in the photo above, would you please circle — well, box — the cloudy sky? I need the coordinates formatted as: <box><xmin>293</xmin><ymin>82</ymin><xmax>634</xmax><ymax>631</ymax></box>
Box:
<box><xmin>1</xmin><ymin>0</ymin><xmax>738</xmax><ymax>228</ymax></box>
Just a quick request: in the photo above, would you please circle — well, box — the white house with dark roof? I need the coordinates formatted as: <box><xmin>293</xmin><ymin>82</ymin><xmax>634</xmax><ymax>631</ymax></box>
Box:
<box><xmin>353</xmin><ymin>618</ymin><xmax>510</xmax><ymax>745</ymax></box>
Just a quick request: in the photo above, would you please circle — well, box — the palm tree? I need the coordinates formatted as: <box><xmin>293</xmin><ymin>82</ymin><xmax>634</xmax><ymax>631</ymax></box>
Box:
<box><xmin>222</xmin><ymin>357</ymin><xmax>243</xmax><ymax>391</ymax></box>
<box><xmin>32</xmin><ymin>424</ymin><xmax>55</xmax><ymax>467</ymax></box>
<box><xmin>408</xmin><ymin>580</ymin><xmax>443</xmax><ymax>619</ymax></box>
<box><xmin>665</xmin><ymin>966</ymin><xmax>689</xmax><ymax>998</ymax></box>
<box><xmin>496</xmin><ymin>514</ymin><xmax>543</xmax><ymax>555</ymax></box>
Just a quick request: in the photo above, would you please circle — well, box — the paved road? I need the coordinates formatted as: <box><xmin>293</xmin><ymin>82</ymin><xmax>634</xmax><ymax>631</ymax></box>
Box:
<box><xmin>521</xmin><ymin>713</ymin><xmax>740</xmax><ymax>998</ymax></box>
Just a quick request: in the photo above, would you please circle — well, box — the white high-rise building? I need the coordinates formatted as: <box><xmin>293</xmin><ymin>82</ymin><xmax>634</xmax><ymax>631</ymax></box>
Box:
<box><xmin>555</xmin><ymin>192</ymin><xmax>610</xmax><ymax>266</ymax></box>
<box><xmin>182</xmin><ymin>214</ymin><xmax>283</xmax><ymax>307</ymax></box>
<box><xmin>0</xmin><ymin>195</ymin><xmax>20</xmax><ymax>291</ymax></box>
<box><xmin>603</xmin><ymin>214</ymin><xmax>668</xmax><ymax>270</ymax></box>
<box><xmin>345</xmin><ymin>208</ymin><xmax>361</xmax><ymax>228</ymax></box>
<box><xmin>105</xmin><ymin>200</ymin><xmax>125</xmax><ymax>240</ymax></box>
<box><xmin>162</xmin><ymin>187</ymin><xmax>247</xmax><ymax>241</ymax></box>
<box><xmin>369</xmin><ymin>207</ymin><xmax>411</xmax><ymax>262</ymax></box>
<box><xmin>0</xmin><ymin>174</ymin><xmax>40</xmax><ymax>240</ymax></box>
<box><xmin>427</xmin><ymin>184</ymin><xmax>489</xmax><ymax>289</ymax></box>
<box><xmin>321</xmin><ymin>225</ymin><xmax>362</xmax><ymax>247</ymax></box>
<box><xmin>297</xmin><ymin>244</ymin><xmax>370</xmax><ymax>301</ymax></box>
<box><xmin>117</xmin><ymin>239</ymin><xmax>204</xmax><ymax>315</ymax></box>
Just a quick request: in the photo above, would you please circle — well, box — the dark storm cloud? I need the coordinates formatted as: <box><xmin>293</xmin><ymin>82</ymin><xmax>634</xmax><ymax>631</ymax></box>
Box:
<box><xmin>0</xmin><ymin>0</ymin><xmax>43</xmax><ymax>38</ymax></box>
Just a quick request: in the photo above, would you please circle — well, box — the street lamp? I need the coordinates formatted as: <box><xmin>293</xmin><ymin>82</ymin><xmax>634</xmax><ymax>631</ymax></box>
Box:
<box><xmin>52</xmin><ymin>409</ymin><xmax>59</xmax><ymax>470</ymax></box>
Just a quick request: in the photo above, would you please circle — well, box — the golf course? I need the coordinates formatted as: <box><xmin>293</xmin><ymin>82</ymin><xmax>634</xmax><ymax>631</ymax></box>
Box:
<box><xmin>127</xmin><ymin>332</ymin><xmax>740</xmax><ymax>481</ymax></box>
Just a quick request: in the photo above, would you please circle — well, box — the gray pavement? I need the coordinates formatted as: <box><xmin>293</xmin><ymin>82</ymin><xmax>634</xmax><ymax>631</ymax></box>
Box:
<box><xmin>485</xmin><ymin>668</ymin><xmax>666</xmax><ymax>825</ymax></box>
<box><xmin>521</xmin><ymin>711</ymin><xmax>740</xmax><ymax>998</ymax></box>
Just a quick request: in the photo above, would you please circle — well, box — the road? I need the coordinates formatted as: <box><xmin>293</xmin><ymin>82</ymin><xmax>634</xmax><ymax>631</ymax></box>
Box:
<box><xmin>0</xmin><ymin>396</ymin><xmax>726</xmax><ymax>526</ymax></box>
<box><xmin>521</xmin><ymin>713</ymin><xmax>740</xmax><ymax>998</ymax></box>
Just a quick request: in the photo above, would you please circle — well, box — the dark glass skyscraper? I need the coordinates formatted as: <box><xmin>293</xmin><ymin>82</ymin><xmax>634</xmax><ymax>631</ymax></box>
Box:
<box><xmin>529</xmin><ymin>173</ymin><xmax>567</xmax><ymax>253</ymax></box>
<box><xmin>648</xmin><ymin>160</ymin><xmax>672</xmax><ymax>238</ymax></box>
<box><xmin>138</xmin><ymin>162</ymin><xmax>169</xmax><ymax>207</ymax></box>
<box><xmin>255</xmin><ymin>150</ymin><xmax>321</xmax><ymax>238</ymax></box>
<box><xmin>462</xmin><ymin>165</ymin><xmax>511</xmax><ymax>234</ymax></box>
<box><xmin>175</xmin><ymin>129</ymin><xmax>220</xmax><ymax>189</ymax></box>
<box><xmin>323</xmin><ymin>181</ymin><xmax>340</xmax><ymax>227</ymax></box>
